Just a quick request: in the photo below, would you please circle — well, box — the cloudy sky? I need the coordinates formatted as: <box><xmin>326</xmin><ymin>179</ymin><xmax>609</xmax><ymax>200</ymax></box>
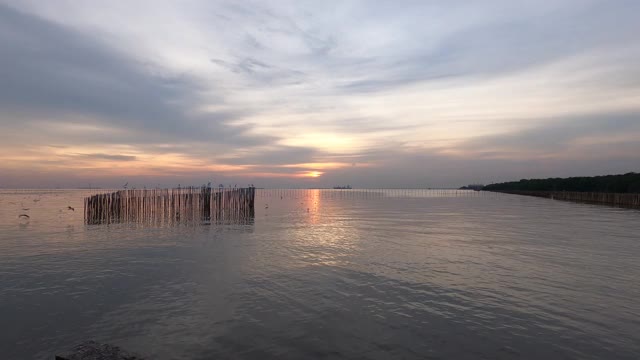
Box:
<box><xmin>1</xmin><ymin>0</ymin><xmax>639</xmax><ymax>188</ymax></box>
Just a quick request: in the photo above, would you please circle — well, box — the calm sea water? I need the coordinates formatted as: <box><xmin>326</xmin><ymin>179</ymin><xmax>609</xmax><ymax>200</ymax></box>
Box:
<box><xmin>1</xmin><ymin>189</ymin><xmax>639</xmax><ymax>359</ymax></box>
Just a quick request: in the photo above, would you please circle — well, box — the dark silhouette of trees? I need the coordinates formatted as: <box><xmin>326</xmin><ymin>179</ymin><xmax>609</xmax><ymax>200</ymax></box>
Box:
<box><xmin>483</xmin><ymin>172</ymin><xmax>640</xmax><ymax>193</ymax></box>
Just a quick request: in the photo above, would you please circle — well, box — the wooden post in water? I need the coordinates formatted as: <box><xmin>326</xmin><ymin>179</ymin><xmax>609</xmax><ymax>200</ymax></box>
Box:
<box><xmin>84</xmin><ymin>186</ymin><xmax>256</xmax><ymax>225</ymax></box>
<box><xmin>489</xmin><ymin>190</ymin><xmax>640</xmax><ymax>209</ymax></box>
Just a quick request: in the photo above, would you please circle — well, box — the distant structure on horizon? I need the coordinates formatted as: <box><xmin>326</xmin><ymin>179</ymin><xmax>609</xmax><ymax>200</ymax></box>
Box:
<box><xmin>333</xmin><ymin>185</ymin><xmax>352</xmax><ymax>189</ymax></box>
<box><xmin>459</xmin><ymin>184</ymin><xmax>484</xmax><ymax>191</ymax></box>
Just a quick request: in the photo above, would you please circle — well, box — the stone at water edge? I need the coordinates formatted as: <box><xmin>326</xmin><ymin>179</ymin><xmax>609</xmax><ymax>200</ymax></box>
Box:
<box><xmin>55</xmin><ymin>341</ymin><xmax>147</xmax><ymax>360</ymax></box>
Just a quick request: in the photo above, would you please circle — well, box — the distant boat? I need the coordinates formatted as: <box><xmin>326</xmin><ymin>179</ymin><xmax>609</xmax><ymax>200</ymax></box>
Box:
<box><xmin>333</xmin><ymin>185</ymin><xmax>352</xmax><ymax>189</ymax></box>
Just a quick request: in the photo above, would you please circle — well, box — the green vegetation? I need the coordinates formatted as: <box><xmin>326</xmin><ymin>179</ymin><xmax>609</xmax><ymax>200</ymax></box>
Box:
<box><xmin>483</xmin><ymin>173</ymin><xmax>640</xmax><ymax>193</ymax></box>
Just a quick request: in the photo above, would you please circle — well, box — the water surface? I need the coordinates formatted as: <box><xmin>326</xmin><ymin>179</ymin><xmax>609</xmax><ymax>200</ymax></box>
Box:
<box><xmin>1</xmin><ymin>189</ymin><xmax>639</xmax><ymax>359</ymax></box>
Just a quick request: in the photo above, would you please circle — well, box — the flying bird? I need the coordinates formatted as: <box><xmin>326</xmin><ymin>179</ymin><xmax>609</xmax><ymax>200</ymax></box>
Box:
<box><xmin>18</xmin><ymin>214</ymin><xmax>30</xmax><ymax>219</ymax></box>
<box><xmin>123</xmin><ymin>182</ymin><xmax>128</xmax><ymax>189</ymax></box>
<box><xmin>67</xmin><ymin>206</ymin><xmax>75</xmax><ymax>211</ymax></box>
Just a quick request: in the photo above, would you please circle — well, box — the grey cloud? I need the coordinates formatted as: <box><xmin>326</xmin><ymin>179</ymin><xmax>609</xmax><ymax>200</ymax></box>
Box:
<box><xmin>0</xmin><ymin>4</ymin><xmax>262</xmax><ymax>148</ymax></box>
<box><xmin>219</xmin><ymin>146</ymin><xmax>319</xmax><ymax>166</ymax></box>
<box><xmin>310</xmin><ymin>117</ymin><xmax>421</xmax><ymax>135</ymax></box>
<box><xmin>237</xmin><ymin>58</ymin><xmax>273</xmax><ymax>73</ymax></box>
<box><xmin>211</xmin><ymin>57</ymin><xmax>273</xmax><ymax>74</ymax></box>
<box><xmin>244</xmin><ymin>34</ymin><xmax>263</xmax><ymax>49</ymax></box>
<box><xmin>1</xmin><ymin>5</ymin><xmax>184</xmax><ymax>127</ymax></box>
<box><xmin>339</xmin><ymin>1</ymin><xmax>640</xmax><ymax>92</ymax></box>
<box><xmin>74</xmin><ymin>153</ymin><xmax>137</xmax><ymax>161</ymax></box>
<box><xmin>211</xmin><ymin>57</ymin><xmax>306</xmax><ymax>85</ymax></box>
<box><xmin>229</xmin><ymin>1</ymin><xmax>337</xmax><ymax>57</ymax></box>
<box><xmin>316</xmin><ymin>145</ymin><xmax>640</xmax><ymax>189</ymax></box>
<box><xmin>455</xmin><ymin>111</ymin><xmax>640</xmax><ymax>157</ymax></box>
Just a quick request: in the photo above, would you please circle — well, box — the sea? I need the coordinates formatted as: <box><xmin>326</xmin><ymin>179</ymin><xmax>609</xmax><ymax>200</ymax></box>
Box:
<box><xmin>1</xmin><ymin>189</ymin><xmax>639</xmax><ymax>359</ymax></box>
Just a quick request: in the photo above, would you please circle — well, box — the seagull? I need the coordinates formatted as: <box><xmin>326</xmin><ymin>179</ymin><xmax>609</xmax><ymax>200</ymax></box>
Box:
<box><xmin>265</xmin><ymin>204</ymin><xmax>269</xmax><ymax>209</ymax></box>
<box><xmin>19</xmin><ymin>214</ymin><xmax>30</xmax><ymax>219</ymax></box>
<box><xmin>67</xmin><ymin>206</ymin><xmax>75</xmax><ymax>211</ymax></box>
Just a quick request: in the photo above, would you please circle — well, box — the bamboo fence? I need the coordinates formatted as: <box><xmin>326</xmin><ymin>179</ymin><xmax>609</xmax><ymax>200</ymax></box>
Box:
<box><xmin>491</xmin><ymin>190</ymin><xmax>640</xmax><ymax>208</ymax></box>
<box><xmin>84</xmin><ymin>187</ymin><xmax>255</xmax><ymax>225</ymax></box>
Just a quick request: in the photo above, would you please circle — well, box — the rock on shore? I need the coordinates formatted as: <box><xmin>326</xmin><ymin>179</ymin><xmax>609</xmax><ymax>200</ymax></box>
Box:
<box><xmin>55</xmin><ymin>341</ymin><xmax>146</xmax><ymax>360</ymax></box>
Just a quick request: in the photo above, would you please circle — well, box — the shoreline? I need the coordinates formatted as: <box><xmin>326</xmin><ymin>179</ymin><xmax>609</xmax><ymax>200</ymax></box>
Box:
<box><xmin>488</xmin><ymin>190</ymin><xmax>640</xmax><ymax>209</ymax></box>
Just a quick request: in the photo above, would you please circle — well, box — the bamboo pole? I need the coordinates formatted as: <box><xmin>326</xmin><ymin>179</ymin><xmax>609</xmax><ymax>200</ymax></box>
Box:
<box><xmin>84</xmin><ymin>186</ymin><xmax>257</xmax><ymax>225</ymax></box>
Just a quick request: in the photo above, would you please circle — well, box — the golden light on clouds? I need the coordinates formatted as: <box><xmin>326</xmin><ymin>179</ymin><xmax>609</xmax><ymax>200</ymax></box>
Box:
<box><xmin>0</xmin><ymin>142</ymin><xmax>342</xmax><ymax>181</ymax></box>
<box><xmin>280</xmin><ymin>132</ymin><xmax>367</xmax><ymax>153</ymax></box>
<box><xmin>279</xmin><ymin>162</ymin><xmax>350</xmax><ymax>170</ymax></box>
<box><xmin>299</xmin><ymin>171</ymin><xmax>323</xmax><ymax>178</ymax></box>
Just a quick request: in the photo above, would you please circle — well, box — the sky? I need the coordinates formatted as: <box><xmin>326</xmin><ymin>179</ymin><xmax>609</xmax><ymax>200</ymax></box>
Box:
<box><xmin>1</xmin><ymin>0</ymin><xmax>639</xmax><ymax>188</ymax></box>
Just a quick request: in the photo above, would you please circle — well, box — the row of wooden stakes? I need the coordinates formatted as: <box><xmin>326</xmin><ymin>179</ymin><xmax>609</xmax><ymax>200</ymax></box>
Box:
<box><xmin>84</xmin><ymin>187</ymin><xmax>255</xmax><ymax>225</ymax></box>
<box><xmin>490</xmin><ymin>190</ymin><xmax>640</xmax><ymax>208</ymax></box>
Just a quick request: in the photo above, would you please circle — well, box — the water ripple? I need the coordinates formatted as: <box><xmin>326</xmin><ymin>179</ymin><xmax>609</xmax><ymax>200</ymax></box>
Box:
<box><xmin>0</xmin><ymin>190</ymin><xmax>639</xmax><ymax>359</ymax></box>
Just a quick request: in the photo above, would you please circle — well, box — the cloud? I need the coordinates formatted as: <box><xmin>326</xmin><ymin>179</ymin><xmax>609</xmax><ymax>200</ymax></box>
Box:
<box><xmin>218</xmin><ymin>146</ymin><xmax>319</xmax><ymax>166</ymax></box>
<box><xmin>0</xmin><ymin>3</ymin><xmax>265</xmax><ymax>148</ymax></box>
<box><xmin>338</xmin><ymin>1</ymin><xmax>640</xmax><ymax>93</ymax></box>
<box><xmin>210</xmin><ymin>57</ymin><xmax>306</xmax><ymax>85</ymax></box>
<box><xmin>74</xmin><ymin>153</ymin><xmax>138</xmax><ymax>162</ymax></box>
<box><xmin>0</xmin><ymin>0</ymin><xmax>639</xmax><ymax>187</ymax></box>
<box><xmin>451</xmin><ymin>111</ymin><xmax>640</xmax><ymax>159</ymax></box>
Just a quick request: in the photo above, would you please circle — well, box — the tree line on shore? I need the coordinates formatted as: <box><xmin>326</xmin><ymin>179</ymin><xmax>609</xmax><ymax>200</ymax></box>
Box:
<box><xmin>483</xmin><ymin>172</ymin><xmax>640</xmax><ymax>193</ymax></box>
